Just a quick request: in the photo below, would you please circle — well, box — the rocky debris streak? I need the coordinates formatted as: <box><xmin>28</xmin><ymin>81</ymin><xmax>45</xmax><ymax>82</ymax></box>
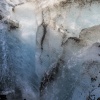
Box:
<box><xmin>39</xmin><ymin>58</ymin><xmax>64</xmax><ymax>95</ymax></box>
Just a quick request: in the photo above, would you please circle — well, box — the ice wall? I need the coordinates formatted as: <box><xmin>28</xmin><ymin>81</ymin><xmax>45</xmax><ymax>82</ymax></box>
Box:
<box><xmin>0</xmin><ymin>1</ymin><xmax>39</xmax><ymax>100</ymax></box>
<box><xmin>1</xmin><ymin>0</ymin><xmax>100</xmax><ymax>100</ymax></box>
<box><xmin>35</xmin><ymin>1</ymin><xmax>100</xmax><ymax>100</ymax></box>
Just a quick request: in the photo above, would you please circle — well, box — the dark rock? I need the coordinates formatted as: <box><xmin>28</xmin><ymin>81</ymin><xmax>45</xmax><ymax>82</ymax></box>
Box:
<box><xmin>98</xmin><ymin>84</ymin><xmax>100</xmax><ymax>87</ymax></box>
<box><xmin>0</xmin><ymin>95</ymin><xmax>7</xmax><ymax>100</ymax></box>
<box><xmin>97</xmin><ymin>97</ymin><xmax>100</xmax><ymax>100</ymax></box>
<box><xmin>98</xmin><ymin>45</ymin><xmax>100</xmax><ymax>47</ymax></box>
<box><xmin>0</xmin><ymin>15</ymin><xmax>3</xmax><ymax>20</ymax></box>
<box><xmin>98</xmin><ymin>54</ymin><xmax>100</xmax><ymax>56</ymax></box>
<box><xmin>91</xmin><ymin>77</ymin><xmax>97</xmax><ymax>82</ymax></box>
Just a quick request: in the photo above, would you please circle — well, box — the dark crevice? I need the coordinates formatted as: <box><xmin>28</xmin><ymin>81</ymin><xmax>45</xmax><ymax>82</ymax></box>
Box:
<box><xmin>12</xmin><ymin>2</ymin><xmax>24</xmax><ymax>12</ymax></box>
<box><xmin>62</xmin><ymin>37</ymin><xmax>81</xmax><ymax>46</ymax></box>
<box><xmin>68</xmin><ymin>37</ymin><xmax>81</xmax><ymax>42</ymax></box>
<box><xmin>40</xmin><ymin>11</ymin><xmax>47</xmax><ymax>50</ymax></box>
<box><xmin>40</xmin><ymin>23</ymin><xmax>47</xmax><ymax>50</ymax></box>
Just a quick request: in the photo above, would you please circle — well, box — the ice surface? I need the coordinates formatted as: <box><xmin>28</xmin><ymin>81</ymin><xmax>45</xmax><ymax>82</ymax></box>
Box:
<box><xmin>1</xmin><ymin>0</ymin><xmax>100</xmax><ymax>100</ymax></box>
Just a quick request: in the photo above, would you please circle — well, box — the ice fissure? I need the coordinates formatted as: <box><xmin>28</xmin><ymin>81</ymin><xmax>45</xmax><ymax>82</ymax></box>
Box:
<box><xmin>40</xmin><ymin>23</ymin><xmax>47</xmax><ymax>51</ymax></box>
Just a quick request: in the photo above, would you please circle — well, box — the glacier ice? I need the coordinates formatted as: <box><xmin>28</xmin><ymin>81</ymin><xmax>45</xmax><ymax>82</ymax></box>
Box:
<box><xmin>0</xmin><ymin>0</ymin><xmax>100</xmax><ymax>100</ymax></box>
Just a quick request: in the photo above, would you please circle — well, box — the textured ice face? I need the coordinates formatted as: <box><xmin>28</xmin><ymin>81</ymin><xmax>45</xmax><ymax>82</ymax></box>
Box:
<box><xmin>39</xmin><ymin>41</ymin><xmax>100</xmax><ymax>100</ymax></box>
<box><xmin>0</xmin><ymin>1</ymin><xmax>39</xmax><ymax>100</ymax></box>
<box><xmin>8</xmin><ymin>2</ymin><xmax>39</xmax><ymax>100</ymax></box>
<box><xmin>35</xmin><ymin>1</ymin><xmax>100</xmax><ymax>100</ymax></box>
<box><xmin>36</xmin><ymin>1</ymin><xmax>100</xmax><ymax>81</ymax></box>
<box><xmin>1</xmin><ymin>0</ymin><xmax>100</xmax><ymax>100</ymax></box>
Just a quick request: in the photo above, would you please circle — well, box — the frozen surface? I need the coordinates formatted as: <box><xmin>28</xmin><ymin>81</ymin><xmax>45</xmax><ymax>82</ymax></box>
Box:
<box><xmin>1</xmin><ymin>0</ymin><xmax>100</xmax><ymax>100</ymax></box>
<box><xmin>0</xmin><ymin>1</ymin><xmax>39</xmax><ymax>100</ymax></box>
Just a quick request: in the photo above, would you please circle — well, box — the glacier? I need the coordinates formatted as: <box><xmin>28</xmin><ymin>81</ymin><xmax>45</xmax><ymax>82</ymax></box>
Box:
<box><xmin>0</xmin><ymin>0</ymin><xmax>100</xmax><ymax>100</ymax></box>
